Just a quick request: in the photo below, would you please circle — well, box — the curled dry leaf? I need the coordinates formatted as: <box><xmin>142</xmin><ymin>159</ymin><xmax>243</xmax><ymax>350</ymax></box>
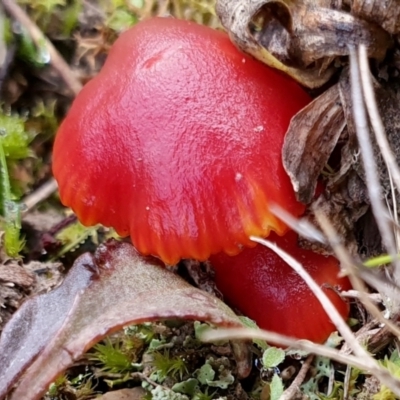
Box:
<box><xmin>216</xmin><ymin>0</ymin><xmax>392</xmax><ymax>88</ymax></box>
<box><xmin>350</xmin><ymin>0</ymin><xmax>400</xmax><ymax>35</ymax></box>
<box><xmin>0</xmin><ymin>240</ymin><xmax>243</xmax><ymax>400</ymax></box>
<box><xmin>283</xmin><ymin>69</ymin><xmax>370</xmax><ymax>254</ymax></box>
<box><xmin>283</xmin><ymin>84</ymin><xmax>346</xmax><ymax>204</ymax></box>
<box><xmin>284</xmin><ymin>60</ymin><xmax>400</xmax><ymax>256</ymax></box>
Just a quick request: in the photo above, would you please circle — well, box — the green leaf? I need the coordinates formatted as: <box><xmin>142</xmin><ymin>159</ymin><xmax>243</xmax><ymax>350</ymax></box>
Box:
<box><xmin>262</xmin><ymin>347</ymin><xmax>285</xmax><ymax>368</ymax></box>
<box><xmin>196</xmin><ymin>364</ymin><xmax>215</xmax><ymax>385</ymax></box>
<box><xmin>3</xmin><ymin>200</ymin><xmax>25</xmax><ymax>257</ymax></box>
<box><xmin>52</xmin><ymin>221</ymin><xmax>98</xmax><ymax>259</ymax></box>
<box><xmin>363</xmin><ymin>254</ymin><xmax>400</xmax><ymax>268</ymax></box>
<box><xmin>0</xmin><ymin>140</ymin><xmax>24</xmax><ymax>258</ymax></box>
<box><xmin>17</xmin><ymin>29</ymin><xmax>50</xmax><ymax>67</ymax></box>
<box><xmin>270</xmin><ymin>374</ymin><xmax>284</xmax><ymax>400</ymax></box>
<box><xmin>207</xmin><ymin>369</ymin><xmax>234</xmax><ymax>389</ymax></box>
<box><xmin>151</xmin><ymin>386</ymin><xmax>189</xmax><ymax>400</ymax></box>
<box><xmin>172</xmin><ymin>378</ymin><xmax>199</xmax><ymax>395</ymax></box>
<box><xmin>106</xmin><ymin>9</ymin><xmax>137</xmax><ymax>32</ymax></box>
<box><xmin>390</xmin><ymin>349</ymin><xmax>400</xmax><ymax>365</ymax></box>
<box><xmin>0</xmin><ymin>113</ymin><xmax>31</xmax><ymax>160</ymax></box>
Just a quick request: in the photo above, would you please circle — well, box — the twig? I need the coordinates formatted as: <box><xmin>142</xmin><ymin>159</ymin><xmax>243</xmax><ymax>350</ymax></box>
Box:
<box><xmin>340</xmin><ymin>319</ymin><xmax>380</xmax><ymax>355</ymax></box>
<box><xmin>358</xmin><ymin>45</ymin><xmax>400</xmax><ymax>204</ymax></box>
<box><xmin>2</xmin><ymin>0</ymin><xmax>82</xmax><ymax>96</ymax></box>
<box><xmin>22</xmin><ymin>178</ymin><xmax>58</xmax><ymax>213</ymax></box>
<box><xmin>340</xmin><ymin>290</ymin><xmax>382</xmax><ymax>303</ymax></box>
<box><xmin>349</xmin><ymin>46</ymin><xmax>399</xmax><ymax>272</ymax></box>
<box><xmin>130</xmin><ymin>372</ymin><xmax>161</xmax><ymax>388</ymax></box>
<box><xmin>201</xmin><ymin>327</ymin><xmax>400</xmax><ymax>396</ymax></box>
<box><xmin>279</xmin><ymin>354</ymin><xmax>314</xmax><ymax>400</ymax></box>
<box><xmin>360</xmin><ymin>270</ymin><xmax>400</xmax><ymax>306</ymax></box>
<box><xmin>358</xmin><ymin>44</ymin><xmax>400</xmax><ymax>285</ymax></box>
<box><xmin>270</xmin><ymin>204</ymin><xmax>327</xmax><ymax>244</ymax></box>
<box><xmin>343</xmin><ymin>365</ymin><xmax>352</xmax><ymax>399</ymax></box>
<box><xmin>314</xmin><ymin>210</ymin><xmax>400</xmax><ymax>339</ymax></box>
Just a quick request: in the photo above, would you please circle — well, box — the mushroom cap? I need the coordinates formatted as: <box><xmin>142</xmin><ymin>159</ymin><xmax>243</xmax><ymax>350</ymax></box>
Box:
<box><xmin>210</xmin><ymin>231</ymin><xmax>351</xmax><ymax>343</ymax></box>
<box><xmin>53</xmin><ymin>17</ymin><xmax>310</xmax><ymax>264</ymax></box>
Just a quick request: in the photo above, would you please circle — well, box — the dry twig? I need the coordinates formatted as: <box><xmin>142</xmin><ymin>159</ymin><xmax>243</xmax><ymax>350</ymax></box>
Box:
<box><xmin>349</xmin><ymin>46</ymin><xmax>400</xmax><ymax>276</ymax></box>
<box><xmin>358</xmin><ymin>44</ymin><xmax>400</xmax><ymax>285</ymax></box>
<box><xmin>315</xmin><ymin>210</ymin><xmax>400</xmax><ymax>339</ymax></box>
<box><xmin>280</xmin><ymin>354</ymin><xmax>314</xmax><ymax>400</ymax></box>
<box><xmin>202</xmin><ymin>327</ymin><xmax>400</xmax><ymax>396</ymax></box>
<box><xmin>22</xmin><ymin>179</ymin><xmax>58</xmax><ymax>213</ymax></box>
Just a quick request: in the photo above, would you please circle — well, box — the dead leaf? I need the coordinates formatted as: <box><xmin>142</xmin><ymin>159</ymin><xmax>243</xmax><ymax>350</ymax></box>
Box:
<box><xmin>286</xmin><ymin>4</ymin><xmax>389</xmax><ymax>66</ymax></box>
<box><xmin>298</xmin><ymin>70</ymin><xmax>400</xmax><ymax>257</ymax></box>
<box><xmin>282</xmin><ymin>69</ymin><xmax>370</xmax><ymax>254</ymax></box>
<box><xmin>0</xmin><ymin>240</ymin><xmax>243</xmax><ymax>400</ymax></box>
<box><xmin>216</xmin><ymin>0</ymin><xmax>392</xmax><ymax>88</ymax></box>
<box><xmin>350</xmin><ymin>0</ymin><xmax>400</xmax><ymax>35</ymax></box>
<box><xmin>306</xmin><ymin>174</ymin><xmax>369</xmax><ymax>256</ymax></box>
<box><xmin>283</xmin><ymin>84</ymin><xmax>346</xmax><ymax>203</ymax></box>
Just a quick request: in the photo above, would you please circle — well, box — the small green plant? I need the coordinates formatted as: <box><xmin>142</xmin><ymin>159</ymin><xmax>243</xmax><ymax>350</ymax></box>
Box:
<box><xmin>17</xmin><ymin>0</ymin><xmax>67</xmax><ymax>32</ymax></box>
<box><xmin>260</xmin><ymin>347</ymin><xmax>285</xmax><ymax>400</ymax></box>
<box><xmin>47</xmin><ymin>373</ymin><xmax>97</xmax><ymax>399</ymax></box>
<box><xmin>374</xmin><ymin>350</ymin><xmax>400</xmax><ymax>400</ymax></box>
<box><xmin>0</xmin><ymin>110</ymin><xmax>34</xmax><ymax>257</ymax></box>
<box><xmin>262</xmin><ymin>347</ymin><xmax>285</xmax><ymax>369</ymax></box>
<box><xmin>125</xmin><ymin>323</ymin><xmax>157</xmax><ymax>343</ymax></box>
<box><xmin>88</xmin><ymin>338</ymin><xmax>135</xmax><ymax>373</ymax></box>
<box><xmin>47</xmin><ymin>374</ymin><xmax>69</xmax><ymax>396</ymax></box>
<box><xmin>152</xmin><ymin>351</ymin><xmax>188</xmax><ymax>382</ymax></box>
<box><xmin>16</xmin><ymin>29</ymin><xmax>49</xmax><ymax>67</ymax></box>
<box><xmin>192</xmin><ymin>389</ymin><xmax>214</xmax><ymax>400</ymax></box>
<box><xmin>52</xmin><ymin>220</ymin><xmax>99</xmax><ymax>260</ymax></box>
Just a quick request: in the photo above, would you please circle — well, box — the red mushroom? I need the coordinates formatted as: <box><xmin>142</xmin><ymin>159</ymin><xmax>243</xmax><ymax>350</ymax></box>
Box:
<box><xmin>52</xmin><ymin>17</ymin><xmax>311</xmax><ymax>265</ymax></box>
<box><xmin>210</xmin><ymin>230</ymin><xmax>351</xmax><ymax>343</ymax></box>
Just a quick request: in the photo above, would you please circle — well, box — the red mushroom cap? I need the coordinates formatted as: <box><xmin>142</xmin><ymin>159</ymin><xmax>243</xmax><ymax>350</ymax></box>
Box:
<box><xmin>210</xmin><ymin>231</ymin><xmax>351</xmax><ymax>343</ymax></box>
<box><xmin>53</xmin><ymin>17</ymin><xmax>310</xmax><ymax>264</ymax></box>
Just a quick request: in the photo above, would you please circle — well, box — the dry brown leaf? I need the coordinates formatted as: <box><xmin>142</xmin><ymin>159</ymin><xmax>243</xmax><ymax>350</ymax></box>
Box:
<box><xmin>0</xmin><ymin>240</ymin><xmax>243</xmax><ymax>400</ymax></box>
<box><xmin>216</xmin><ymin>0</ymin><xmax>392</xmax><ymax>88</ymax></box>
<box><xmin>283</xmin><ymin>69</ymin><xmax>370</xmax><ymax>254</ymax></box>
<box><xmin>350</xmin><ymin>0</ymin><xmax>400</xmax><ymax>35</ymax></box>
<box><xmin>284</xmin><ymin>4</ymin><xmax>390</xmax><ymax>66</ymax></box>
<box><xmin>283</xmin><ymin>84</ymin><xmax>346</xmax><ymax>204</ymax></box>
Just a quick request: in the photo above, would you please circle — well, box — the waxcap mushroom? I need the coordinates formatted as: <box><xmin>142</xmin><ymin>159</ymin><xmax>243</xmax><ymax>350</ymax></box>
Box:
<box><xmin>210</xmin><ymin>230</ymin><xmax>351</xmax><ymax>343</ymax></box>
<box><xmin>53</xmin><ymin>17</ymin><xmax>310</xmax><ymax>264</ymax></box>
